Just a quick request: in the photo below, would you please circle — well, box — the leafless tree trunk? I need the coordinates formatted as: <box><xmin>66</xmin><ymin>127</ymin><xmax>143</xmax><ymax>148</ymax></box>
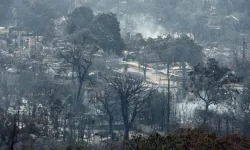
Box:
<box><xmin>217</xmin><ymin>117</ymin><xmax>221</xmax><ymax>135</ymax></box>
<box><xmin>143</xmin><ymin>65</ymin><xmax>147</xmax><ymax>82</ymax></box>
<box><xmin>76</xmin><ymin>78</ymin><xmax>84</xmax><ymax>103</ymax></box>
<box><xmin>181</xmin><ymin>61</ymin><xmax>187</xmax><ymax>98</ymax></box>
<box><xmin>105</xmin><ymin>73</ymin><xmax>155</xmax><ymax>140</ymax></box>
<box><xmin>94</xmin><ymin>83</ymin><xmax>118</xmax><ymax>141</ymax></box>
<box><xmin>166</xmin><ymin>63</ymin><xmax>171</xmax><ymax>134</ymax></box>
<box><xmin>109</xmin><ymin>115</ymin><xmax>114</xmax><ymax>140</ymax></box>
<box><xmin>226</xmin><ymin>117</ymin><xmax>229</xmax><ymax>133</ymax></box>
<box><xmin>63</xmin><ymin>115</ymin><xmax>67</xmax><ymax>141</ymax></box>
<box><xmin>203</xmin><ymin>103</ymin><xmax>209</xmax><ymax>125</ymax></box>
<box><xmin>60</xmin><ymin>36</ymin><xmax>97</xmax><ymax>144</ymax></box>
<box><xmin>9</xmin><ymin>111</ymin><xmax>19</xmax><ymax>150</ymax></box>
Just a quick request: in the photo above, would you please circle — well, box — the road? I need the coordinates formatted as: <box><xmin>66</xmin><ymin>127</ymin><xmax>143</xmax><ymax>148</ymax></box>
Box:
<box><xmin>124</xmin><ymin>61</ymin><xmax>182</xmax><ymax>88</ymax></box>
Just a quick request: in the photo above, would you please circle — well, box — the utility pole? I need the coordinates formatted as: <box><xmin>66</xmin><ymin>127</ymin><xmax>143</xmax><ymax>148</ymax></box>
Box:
<box><xmin>163</xmin><ymin>63</ymin><xmax>171</xmax><ymax>135</ymax></box>
<box><xmin>243</xmin><ymin>37</ymin><xmax>247</xmax><ymax>62</ymax></box>
<box><xmin>242</xmin><ymin>35</ymin><xmax>247</xmax><ymax>121</ymax></box>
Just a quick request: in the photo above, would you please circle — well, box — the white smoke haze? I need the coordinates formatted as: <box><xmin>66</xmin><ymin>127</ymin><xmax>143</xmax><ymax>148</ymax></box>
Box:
<box><xmin>72</xmin><ymin>1</ymin><xmax>193</xmax><ymax>39</ymax></box>
<box><xmin>119</xmin><ymin>13</ymin><xmax>167</xmax><ymax>38</ymax></box>
<box><xmin>134</xmin><ymin>19</ymin><xmax>166</xmax><ymax>38</ymax></box>
<box><xmin>80</xmin><ymin>0</ymin><xmax>168</xmax><ymax>38</ymax></box>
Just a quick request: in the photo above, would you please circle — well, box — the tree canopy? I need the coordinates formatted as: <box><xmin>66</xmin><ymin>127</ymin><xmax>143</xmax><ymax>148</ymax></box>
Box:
<box><xmin>65</xmin><ymin>6</ymin><xmax>94</xmax><ymax>34</ymax></box>
<box><xmin>90</xmin><ymin>13</ymin><xmax>125</xmax><ymax>55</ymax></box>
